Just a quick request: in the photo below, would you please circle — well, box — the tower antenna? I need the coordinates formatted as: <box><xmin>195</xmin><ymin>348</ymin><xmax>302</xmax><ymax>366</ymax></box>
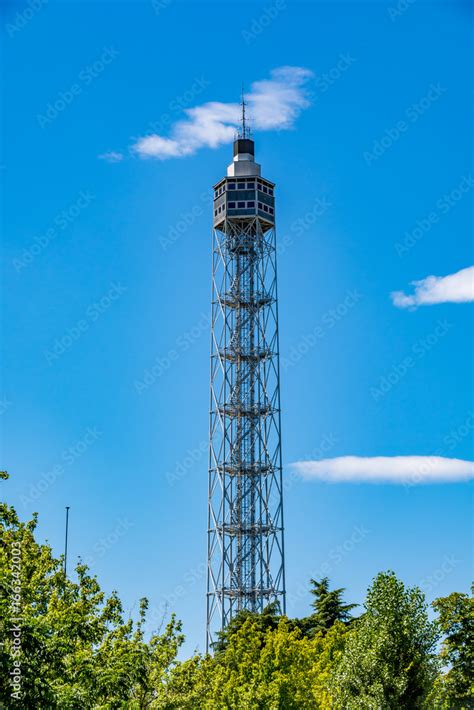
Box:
<box><xmin>240</xmin><ymin>84</ymin><xmax>247</xmax><ymax>139</ymax></box>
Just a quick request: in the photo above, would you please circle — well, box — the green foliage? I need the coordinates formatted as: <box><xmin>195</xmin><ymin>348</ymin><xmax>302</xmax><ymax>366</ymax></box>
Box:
<box><xmin>330</xmin><ymin>571</ymin><xmax>440</xmax><ymax>709</ymax></box>
<box><xmin>0</xmin><ymin>500</ymin><xmax>184</xmax><ymax>708</ymax></box>
<box><xmin>432</xmin><ymin>585</ymin><xmax>474</xmax><ymax>709</ymax></box>
<box><xmin>1</xmin><ymin>485</ymin><xmax>471</xmax><ymax>709</ymax></box>
<box><xmin>164</xmin><ymin>617</ymin><xmax>348</xmax><ymax>709</ymax></box>
<box><xmin>299</xmin><ymin>577</ymin><xmax>357</xmax><ymax>637</ymax></box>
<box><xmin>213</xmin><ymin>599</ymin><xmax>281</xmax><ymax>653</ymax></box>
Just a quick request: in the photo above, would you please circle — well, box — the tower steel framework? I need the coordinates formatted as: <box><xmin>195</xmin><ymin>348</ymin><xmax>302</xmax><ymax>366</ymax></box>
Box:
<box><xmin>206</xmin><ymin>123</ymin><xmax>286</xmax><ymax>650</ymax></box>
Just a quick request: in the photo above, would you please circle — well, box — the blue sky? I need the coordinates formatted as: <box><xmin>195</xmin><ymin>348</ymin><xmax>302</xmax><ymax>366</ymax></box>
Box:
<box><xmin>1</xmin><ymin>0</ymin><xmax>473</xmax><ymax>653</ymax></box>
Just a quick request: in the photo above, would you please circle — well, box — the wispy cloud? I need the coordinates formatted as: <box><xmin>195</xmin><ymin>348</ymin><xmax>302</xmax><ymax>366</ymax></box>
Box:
<box><xmin>98</xmin><ymin>151</ymin><xmax>124</xmax><ymax>163</ymax></box>
<box><xmin>391</xmin><ymin>266</ymin><xmax>474</xmax><ymax>309</ymax></box>
<box><xmin>132</xmin><ymin>66</ymin><xmax>313</xmax><ymax>160</ymax></box>
<box><xmin>291</xmin><ymin>455</ymin><xmax>474</xmax><ymax>484</ymax></box>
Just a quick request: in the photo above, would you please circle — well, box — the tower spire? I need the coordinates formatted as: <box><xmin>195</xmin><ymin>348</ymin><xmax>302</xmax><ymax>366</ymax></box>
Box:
<box><xmin>240</xmin><ymin>84</ymin><xmax>247</xmax><ymax>139</ymax></box>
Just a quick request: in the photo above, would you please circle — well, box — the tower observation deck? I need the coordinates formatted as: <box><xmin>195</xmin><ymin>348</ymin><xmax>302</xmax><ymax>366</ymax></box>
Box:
<box><xmin>206</xmin><ymin>119</ymin><xmax>286</xmax><ymax>650</ymax></box>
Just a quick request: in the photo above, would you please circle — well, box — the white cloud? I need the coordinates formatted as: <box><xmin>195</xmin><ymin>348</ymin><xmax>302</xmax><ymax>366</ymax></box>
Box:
<box><xmin>291</xmin><ymin>455</ymin><xmax>474</xmax><ymax>484</ymax></box>
<box><xmin>132</xmin><ymin>66</ymin><xmax>313</xmax><ymax>160</ymax></box>
<box><xmin>391</xmin><ymin>266</ymin><xmax>474</xmax><ymax>308</ymax></box>
<box><xmin>98</xmin><ymin>151</ymin><xmax>124</xmax><ymax>163</ymax></box>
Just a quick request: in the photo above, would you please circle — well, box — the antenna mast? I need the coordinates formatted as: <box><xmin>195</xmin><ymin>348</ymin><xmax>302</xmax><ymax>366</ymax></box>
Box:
<box><xmin>240</xmin><ymin>85</ymin><xmax>247</xmax><ymax>139</ymax></box>
<box><xmin>64</xmin><ymin>506</ymin><xmax>70</xmax><ymax>577</ymax></box>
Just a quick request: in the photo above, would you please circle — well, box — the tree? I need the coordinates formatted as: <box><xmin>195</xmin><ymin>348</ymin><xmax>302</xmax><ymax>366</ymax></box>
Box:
<box><xmin>432</xmin><ymin>585</ymin><xmax>474</xmax><ymax>709</ymax></box>
<box><xmin>213</xmin><ymin>599</ymin><xmax>281</xmax><ymax>653</ymax></box>
<box><xmin>300</xmin><ymin>577</ymin><xmax>357</xmax><ymax>637</ymax></box>
<box><xmin>330</xmin><ymin>571</ymin><xmax>439</xmax><ymax>709</ymax></box>
<box><xmin>165</xmin><ymin>616</ymin><xmax>349</xmax><ymax>709</ymax></box>
<box><xmin>4</xmin><ymin>470</ymin><xmax>470</xmax><ymax>709</ymax></box>
<box><xmin>0</xmin><ymin>491</ymin><xmax>184</xmax><ymax>708</ymax></box>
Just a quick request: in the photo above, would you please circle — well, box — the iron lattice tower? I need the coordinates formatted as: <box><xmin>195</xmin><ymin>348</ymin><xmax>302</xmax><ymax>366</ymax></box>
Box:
<box><xmin>207</xmin><ymin>124</ymin><xmax>286</xmax><ymax>650</ymax></box>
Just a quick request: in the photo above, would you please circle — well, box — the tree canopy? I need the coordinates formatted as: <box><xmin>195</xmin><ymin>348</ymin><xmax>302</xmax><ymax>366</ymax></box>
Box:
<box><xmin>432</xmin><ymin>585</ymin><xmax>474</xmax><ymax>709</ymax></box>
<box><xmin>1</xmin><ymin>480</ymin><xmax>472</xmax><ymax>709</ymax></box>
<box><xmin>330</xmin><ymin>571</ymin><xmax>440</xmax><ymax>709</ymax></box>
<box><xmin>298</xmin><ymin>576</ymin><xmax>357</xmax><ymax>637</ymax></box>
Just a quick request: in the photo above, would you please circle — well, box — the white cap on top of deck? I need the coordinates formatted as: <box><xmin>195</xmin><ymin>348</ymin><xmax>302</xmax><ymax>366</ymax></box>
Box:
<box><xmin>227</xmin><ymin>138</ymin><xmax>261</xmax><ymax>177</ymax></box>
